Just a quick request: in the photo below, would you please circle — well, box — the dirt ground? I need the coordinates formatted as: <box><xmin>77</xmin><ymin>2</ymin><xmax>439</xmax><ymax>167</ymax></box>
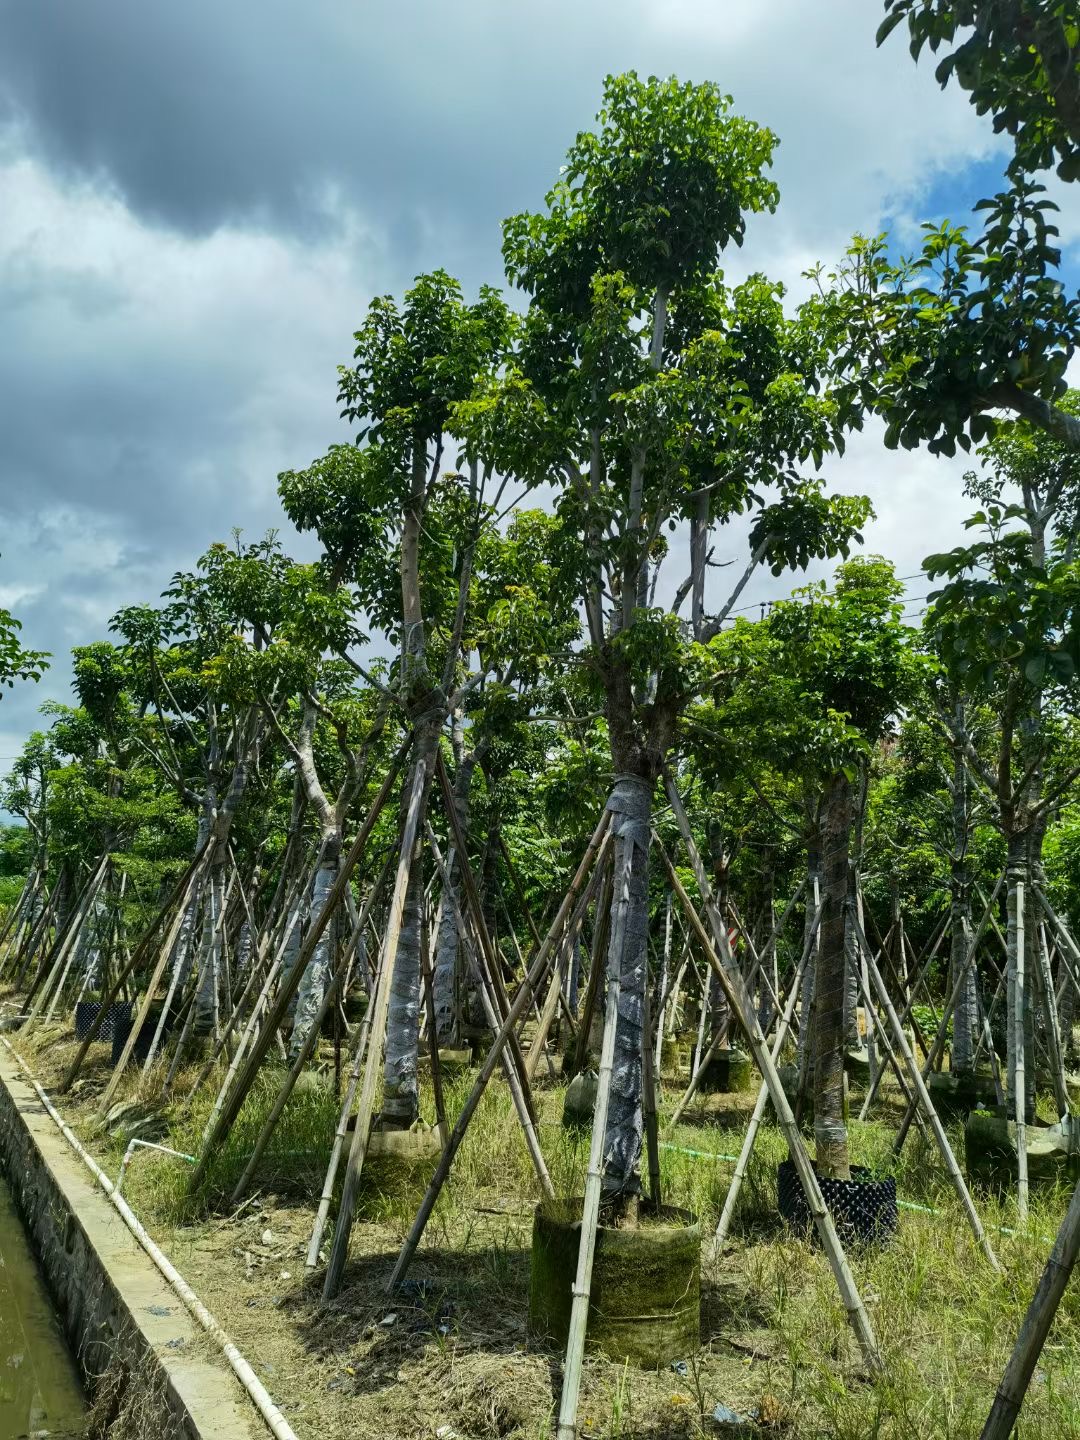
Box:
<box><xmin>4</xmin><ymin>1014</ymin><xmax>1080</xmax><ymax>1440</ymax></box>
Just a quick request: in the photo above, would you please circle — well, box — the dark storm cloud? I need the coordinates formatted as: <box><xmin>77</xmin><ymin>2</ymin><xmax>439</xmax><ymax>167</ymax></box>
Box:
<box><xmin>0</xmin><ymin>0</ymin><xmax>991</xmax><ymax>282</ymax></box>
<box><xmin>0</xmin><ymin>0</ymin><xmax>1004</xmax><ymax>780</ymax></box>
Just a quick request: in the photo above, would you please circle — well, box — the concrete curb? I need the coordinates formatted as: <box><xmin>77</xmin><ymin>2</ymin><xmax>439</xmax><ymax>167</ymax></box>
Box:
<box><xmin>0</xmin><ymin>1047</ymin><xmax>260</xmax><ymax>1440</ymax></box>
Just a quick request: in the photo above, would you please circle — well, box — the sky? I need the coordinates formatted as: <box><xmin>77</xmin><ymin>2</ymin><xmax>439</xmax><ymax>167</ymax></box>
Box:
<box><xmin>0</xmin><ymin>0</ymin><xmax>1077</xmax><ymax>775</ymax></box>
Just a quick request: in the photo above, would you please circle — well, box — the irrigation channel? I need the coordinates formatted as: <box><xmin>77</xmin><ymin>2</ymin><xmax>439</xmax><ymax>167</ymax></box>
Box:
<box><xmin>0</xmin><ymin>1171</ymin><xmax>88</xmax><ymax>1439</ymax></box>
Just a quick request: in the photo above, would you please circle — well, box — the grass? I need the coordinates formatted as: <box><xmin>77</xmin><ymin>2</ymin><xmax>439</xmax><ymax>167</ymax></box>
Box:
<box><xmin>3</xmin><ymin>1010</ymin><xmax>1080</xmax><ymax>1439</ymax></box>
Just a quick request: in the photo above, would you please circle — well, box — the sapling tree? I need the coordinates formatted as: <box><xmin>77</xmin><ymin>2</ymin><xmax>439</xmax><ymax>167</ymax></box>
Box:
<box><xmin>284</xmin><ymin>274</ymin><xmax>514</xmax><ymax>1129</ymax></box>
<box><xmin>468</xmin><ymin>72</ymin><xmax>871</xmax><ymax>1212</ymax></box>
<box><xmin>925</xmin><ymin>409</ymin><xmax>1080</xmax><ymax>1117</ymax></box>
<box><xmin>704</xmin><ymin>559</ymin><xmax>923</xmax><ymax>1178</ymax></box>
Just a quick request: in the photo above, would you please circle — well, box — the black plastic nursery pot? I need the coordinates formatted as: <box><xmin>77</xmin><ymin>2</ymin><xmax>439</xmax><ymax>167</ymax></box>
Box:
<box><xmin>529</xmin><ymin>1198</ymin><xmax>700</xmax><ymax>1368</ymax></box>
<box><xmin>110</xmin><ymin>1008</ymin><xmax>167</xmax><ymax>1065</ymax></box>
<box><xmin>75</xmin><ymin>999</ymin><xmax>132</xmax><ymax>1043</ymax></box>
<box><xmin>777</xmin><ymin>1159</ymin><xmax>898</xmax><ymax>1247</ymax></box>
<box><xmin>698</xmin><ymin>1047</ymin><xmax>753</xmax><ymax>1094</ymax></box>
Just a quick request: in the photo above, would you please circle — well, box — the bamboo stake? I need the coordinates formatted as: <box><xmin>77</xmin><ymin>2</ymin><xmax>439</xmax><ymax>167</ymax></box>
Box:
<box><xmin>59</xmin><ymin>843</ymin><xmax>214</xmax><ymax>1092</ymax></box>
<box><xmin>1035</xmin><ymin>919</ymin><xmax>1071</xmax><ymax>1120</ymax></box>
<box><xmin>387</xmin><ymin>812</ymin><xmax>613</xmax><ymax>1294</ymax></box>
<box><xmin>666</xmin><ymin>1024</ymin><xmax>726</xmax><ymax>1131</ymax></box>
<box><xmin>570</xmin><ymin>853</ymin><xmax>612</xmax><ymax>1079</ymax></box>
<box><xmin>1015</xmin><ymin>879</ymin><xmax>1029</xmax><ymax>1224</ymax></box>
<box><xmin>98</xmin><ymin>852</ymin><xmax>223</xmax><ymax>1114</ymax></box>
<box><xmin>641</xmin><ymin>964</ymin><xmax>661</xmax><ymax>1206</ymax></box>
<box><xmin>712</xmin><ymin>930</ymin><xmax>816</xmax><ymax>1252</ymax></box>
<box><xmin>555</xmin><ymin>837</ymin><xmax>632</xmax><ymax>1440</ymax></box>
<box><xmin>890</xmin><ymin>874</ymin><xmax>1006</xmax><ymax>1147</ymax></box>
<box><xmin>426</xmin><ymin>824</ymin><xmax>552</xmax><ymax>1190</ymax></box>
<box><xmin>189</xmin><ymin>739</ymin><xmax>410</xmax><ymax>1193</ymax></box>
<box><xmin>853</xmin><ymin>912</ymin><xmax>1002</xmax><ymax>1272</ymax></box>
<box><xmin>320</xmin><ymin>754</ymin><xmax>430</xmax><ymax>1301</ymax></box>
<box><xmin>306</xmin><ymin>936</ymin><xmax>391</xmax><ymax>1271</ymax></box>
<box><xmin>188</xmin><ymin>854</ymin><xmax>322</xmax><ymax>1115</ymax></box>
<box><xmin>979</xmin><ymin>1176</ymin><xmax>1080</xmax><ymax>1440</ymax></box>
<box><xmin>434</xmin><ymin>751</ymin><xmax>538</xmax><ymax>1122</ymax></box>
<box><xmin>144</xmin><ymin>872</ymin><xmax>207</xmax><ymax>1073</ymax></box>
<box><xmin>419</xmin><ymin>896</ymin><xmax>449</xmax><ymax>1150</ymax></box>
<box><xmin>24</xmin><ymin>856</ymin><xmax>109</xmax><ymax>1028</ymax></box>
<box><xmin>44</xmin><ymin>870</ymin><xmax>118</xmax><ymax>1026</ymax></box>
<box><xmin>660</xmin><ymin>774</ymin><xmax>881</xmax><ymax>1371</ymax></box>
<box><xmin>228</xmin><ymin>861</ymin><xmax>391</xmax><ymax>1204</ymax></box>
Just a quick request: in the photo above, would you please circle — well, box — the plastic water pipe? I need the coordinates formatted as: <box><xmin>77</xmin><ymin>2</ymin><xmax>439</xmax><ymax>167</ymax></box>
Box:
<box><xmin>0</xmin><ymin>1037</ymin><xmax>300</xmax><ymax>1440</ymax></box>
<box><xmin>114</xmin><ymin>1137</ymin><xmax>196</xmax><ymax>1198</ymax></box>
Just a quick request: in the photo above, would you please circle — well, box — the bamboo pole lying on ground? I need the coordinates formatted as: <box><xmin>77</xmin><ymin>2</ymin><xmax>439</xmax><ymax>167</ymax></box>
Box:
<box><xmin>661</xmin><ymin>771</ymin><xmax>882</xmax><ymax>1372</ymax></box>
<box><xmin>555</xmin><ymin>834</ymin><xmax>632</xmax><ymax>1440</ymax></box>
<box><xmin>386</xmin><ymin>811</ymin><xmax>613</xmax><ymax>1294</ymax></box>
<box><xmin>979</xmin><ymin>1176</ymin><xmax>1080</xmax><ymax>1440</ymax></box>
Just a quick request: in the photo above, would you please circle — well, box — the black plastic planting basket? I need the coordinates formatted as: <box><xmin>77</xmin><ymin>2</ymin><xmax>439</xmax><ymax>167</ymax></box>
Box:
<box><xmin>111</xmin><ymin>1010</ymin><xmax>168</xmax><ymax>1066</ymax></box>
<box><xmin>74</xmin><ymin>999</ymin><xmax>132</xmax><ymax>1043</ymax></box>
<box><xmin>777</xmin><ymin>1159</ymin><xmax>898</xmax><ymax>1246</ymax></box>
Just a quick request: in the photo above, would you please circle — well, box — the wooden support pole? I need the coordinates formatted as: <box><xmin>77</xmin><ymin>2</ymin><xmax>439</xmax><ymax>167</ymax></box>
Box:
<box><xmin>320</xmin><ymin>754</ymin><xmax>430</xmax><ymax>1300</ymax></box>
<box><xmin>426</xmin><ymin>824</ymin><xmax>553</xmax><ymax>1193</ymax></box>
<box><xmin>890</xmin><ymin>875</ymin><xmax>1005</xmax><ymax>1148</ymax></box>
<box><xmin>188</xmin><ymin>739</ymin><xmax>410</xmax><ymax>1194</ymax></box>
<box><xmin>305</xmin><ymin>938</ymin><xmax>391</xmax><ymax>1272</ymax></box>
<box><xmin>980</xmin><ymin>1176</ymin><xmax>1080</xmax><ymax>1440</ymax></box>
<box><xmin>661</xmin><ymin>773</ymin><xmax>882</xmax><ymax>1372</ymax></box>
<box><xmin>228</xmin><ymin>860</ymin><xmax>391</xmax><ymax>1205</ymax></box>
<box><xmin>434</xmin><ymin>751</ymin><xmax>538</xmax><ymax>1122</ymax></box>
<box><xmin>555</xmin><ymin>835</ymin><xmax>632</xmax><ymax>1440</ymax></box>
<box><xmin>854</xmin><ymin>912</ymin><xmax>1002</xmax><ymax>1273</ymax></box>
<box><xmin>386</xmin><ymin>812</ymin><xmax>613</xmax><ymax>1295</ymax></box>
<box><xmin>712</xmin><ymin>929</ymin><xmax>816</xmax><ymax>1252</ymax></box>
<box><xmin>1015</xmin><ymin>878</ymin><xmax>1029</xmax><ymax>1223</ymax></box>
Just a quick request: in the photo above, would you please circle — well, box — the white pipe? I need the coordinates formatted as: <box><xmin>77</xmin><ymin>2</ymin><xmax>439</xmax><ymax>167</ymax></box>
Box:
<box><xmin>115</xmin><ymin>1138</ymin><xmax>196</xmax><ymax>1198</ymax></box>
<box><xmin>0</xmin><ymin>1037</ymin><xmax>300</xmax><ymax>1440</ymax></box>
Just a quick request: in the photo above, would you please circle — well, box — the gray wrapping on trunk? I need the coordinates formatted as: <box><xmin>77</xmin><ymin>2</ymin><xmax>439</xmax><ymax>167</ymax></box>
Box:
<box><xmin>601</xmin><ymin>774</ymin><xmax>652</xmax><ymax>1198</ymax></box>
<box><xmin>382</xmin><ymin>856</ymin><xmax>424</xmax><ymax>1126</ymax></box>
<box><xmin>234</xmin><ymin>920</ymin><xmax>253</xmax><ymax>980</ymax></box>
<box><xmin>193</xmin><ymin>869</ymin><xmax>225</xmax><ymax>1036</ymax></box>
<box><xmin>432</xmin><ymin>886</ymin><xmax>460</xmax><ymax>1043</ymax></box>
<box><xmin>289</xmin><ymin>858</ymin><xmax>338</xmax><ymax>1062</ymax></box>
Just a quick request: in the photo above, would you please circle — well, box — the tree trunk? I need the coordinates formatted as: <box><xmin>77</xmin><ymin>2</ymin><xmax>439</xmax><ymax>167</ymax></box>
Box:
<box><xmin>1006</xmin><ymin>833</ymin><xmax>1036</xmax><ymax>1123</ymax></box>
<box><xmin>599</xmin><ymin>774</ymin><xmax>652</xmax><ymax>1208</ymax></box>
<box><xmin>797</xmin><ymin>837</ymin><xmax>821</xmax><ymax>1079</ymax></box>
<box><xmin>382</xmin><ymin>823</ymin><xmax>425</xmax><ymax>1128</ymax></box>
<box><xmin>289</xmin><ymin>846</ymin><xmax>341</xmax><ymax>1062</ymax></box>
<box><xmin>951</xmin><ymin>702</ymin><xmax>977</xmax><ymax>1075</ymax></box>
<box><xmin>814</xmin><ymin>772</ymin><xmax>853</xmax><ymax>1181</ymax></box>
<box><xmin>433</xmin><ymin>751</ymin><xmax>477</xmax><ymax>1043</ymax></box>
